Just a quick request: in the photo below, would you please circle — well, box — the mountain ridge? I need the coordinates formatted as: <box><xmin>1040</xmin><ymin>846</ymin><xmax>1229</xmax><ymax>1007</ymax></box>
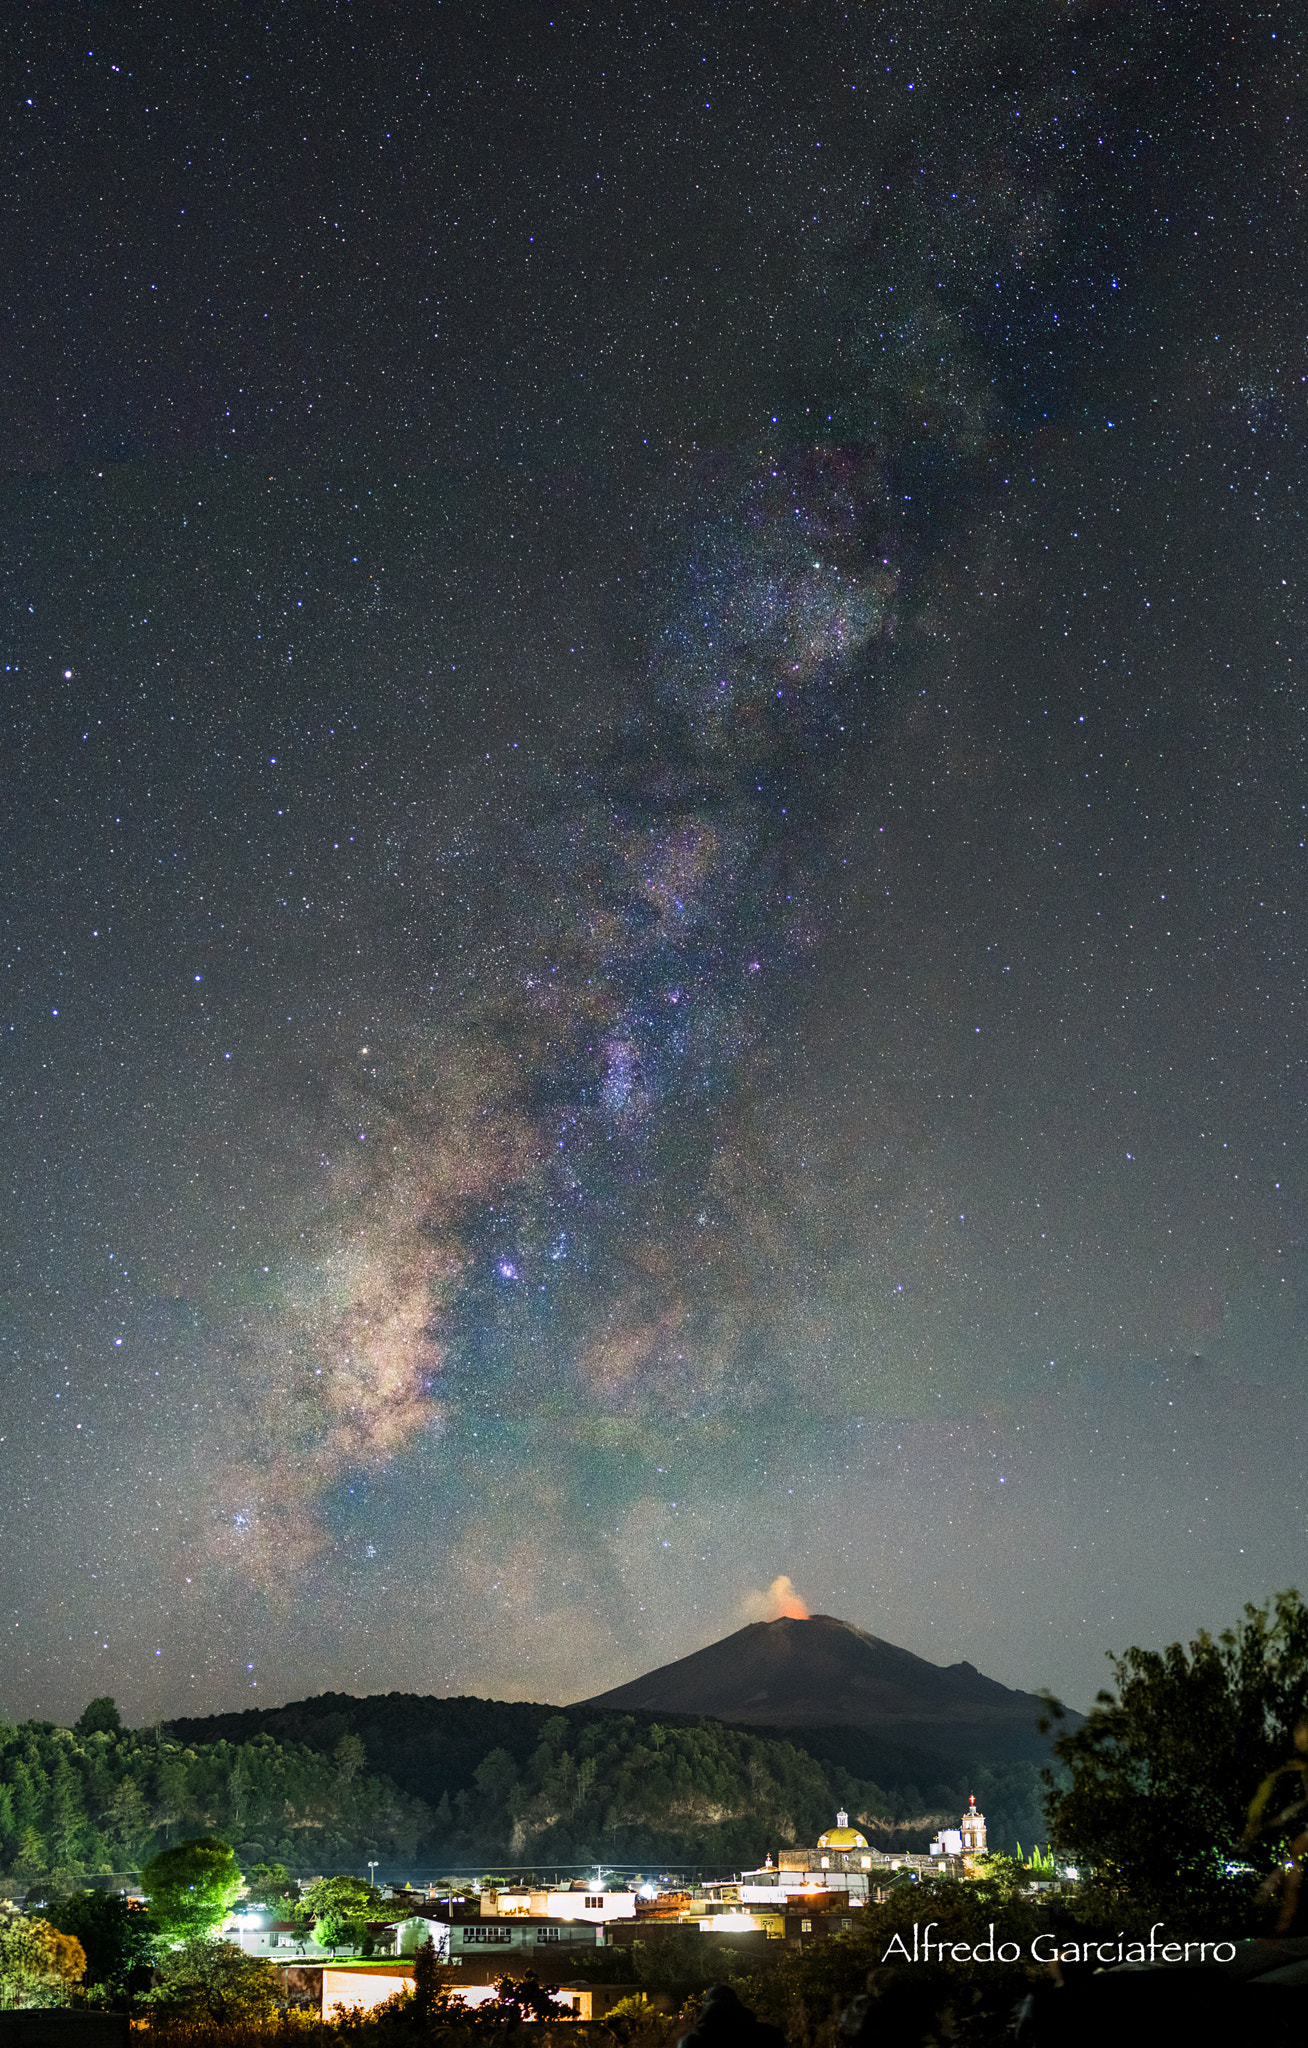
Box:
<box><xmin>576</xmin><ymin>1613</ymin><xmax>1074</xmax><ymax>1762</ymax></box>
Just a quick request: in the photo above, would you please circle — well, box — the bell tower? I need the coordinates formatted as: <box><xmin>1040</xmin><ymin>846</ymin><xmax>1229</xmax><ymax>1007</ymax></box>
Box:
<box><xmin>960</xmin><ymin>1794</ymin><xmax>987</xmax><ymax>1854</ymax></box>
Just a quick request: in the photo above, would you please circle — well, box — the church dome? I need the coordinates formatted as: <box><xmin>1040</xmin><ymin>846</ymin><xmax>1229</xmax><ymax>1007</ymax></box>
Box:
<box><xmin>817</xmin><ymin>1810</ymin><xmax>868</xmax><ymax>1850</ymax></box>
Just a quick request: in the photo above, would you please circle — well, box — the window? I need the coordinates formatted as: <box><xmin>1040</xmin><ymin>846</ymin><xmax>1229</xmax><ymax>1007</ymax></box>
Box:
<box><xmin>584</xmin><ymin>1896</ymin><xmax>603</xmax><ymax>1910</ymax></box>
<box><xmin>801</xmin><ymin>1919</ymin><xmax>812</xmax><ymax>1934</ymax></box>
<box><xmin>463</xmin><ymin>1926</ymin><xmax>512</xmax><ymax>1946</ymax></box>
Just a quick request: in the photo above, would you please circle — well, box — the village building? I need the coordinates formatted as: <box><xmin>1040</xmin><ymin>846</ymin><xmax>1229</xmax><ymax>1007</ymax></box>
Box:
<box><xmin>306</xmin><ymin>1796</ymin><xmax>997</xmax><ymax>1997</ymax></box>
<box><xmin>733</xmin><ymin>1811</ymin><xmax>882</xmax><ymax>1904</ymax></box>
<box><xmin>448</xmin><ymin>1917</ymin><xmax>603</xmax><ymax>1960</ymax></box>
<box><xmin>729</xmin><ymin>1799</ymin><xmax>991</xmax><ymax>1904</ymax></box>
<box><xmin>320</xmin><ymin>1962</ymin><xmax>650</xmax><ymax>2024</ymax></box>
<box><xmin>479</xmin><ymin>1884</ymin><xmax>636</xmax><ymax>1926</ymax></box>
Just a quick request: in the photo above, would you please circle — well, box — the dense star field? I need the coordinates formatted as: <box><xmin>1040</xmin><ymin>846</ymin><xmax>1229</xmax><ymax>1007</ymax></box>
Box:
<box><xmin>3</xmin><ymin>4</ymin><xmax>1306</xmax><ymax>1729</ymax></box>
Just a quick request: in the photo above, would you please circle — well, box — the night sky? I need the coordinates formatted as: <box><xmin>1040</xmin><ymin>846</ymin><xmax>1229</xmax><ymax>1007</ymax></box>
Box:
<box><xmin>3</xmin><ymin>2</ymin><xmax>1306</xmax><ymax>1732</ymax></box>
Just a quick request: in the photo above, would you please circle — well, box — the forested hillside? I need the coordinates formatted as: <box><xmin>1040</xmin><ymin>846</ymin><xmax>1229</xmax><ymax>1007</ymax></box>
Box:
<box><xmin>413</xmin><ymin>1711</ymin><xmax>1052</xmax><ymax>1867</ymax></box>
<box><xmin>0</xmin><ymin>1693</ymin><xmax>1054</xmax><ymax>1884</ymax></box>
<box><xmin>168</xmin><ymin>1693</ymin><xmax>1053</xmax><ymax>1867</ymax></box>
<box><xmin>0</xmin><ymin>1711</ymin><xmax>428</xmax><ymax>1889</ymax></box>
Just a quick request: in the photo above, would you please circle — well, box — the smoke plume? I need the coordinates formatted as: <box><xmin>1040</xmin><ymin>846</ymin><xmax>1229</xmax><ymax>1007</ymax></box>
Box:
<box><xmin>742</xmin><ymin>1574</ymin><xmax>810</xmax><ymax>1622</ymax></box>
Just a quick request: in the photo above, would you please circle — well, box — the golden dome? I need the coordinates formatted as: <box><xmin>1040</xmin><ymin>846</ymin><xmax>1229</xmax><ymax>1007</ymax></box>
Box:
<box><xmin>817</xmin><ymin>1809</ymin><xmax>868</xmax><ymax>1851</ymax></box>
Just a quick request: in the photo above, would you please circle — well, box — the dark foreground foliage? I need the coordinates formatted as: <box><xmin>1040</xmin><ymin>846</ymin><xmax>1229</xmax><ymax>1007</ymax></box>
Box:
<box><xmin>1044</xmin><ymin>1589</ymin><xmax>1308</xmax><ymax>1934</ymax></box>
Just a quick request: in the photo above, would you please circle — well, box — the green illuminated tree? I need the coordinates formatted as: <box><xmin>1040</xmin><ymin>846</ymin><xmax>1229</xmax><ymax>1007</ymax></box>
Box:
<box><xmin>242</xmin><ymin>1861</ymin><xmax>295</xmax><ymax>1912</ymax></box>
<box><xmin>141</xmin><ymin>1836</ymin><xmax>242</xmax><ymax>1942</ymax></box>
<box><xmin>13</xmin><ymin>1828</ymin><xmax>48</xmax><ymax>1887</ymax></box>
<box><xmin>301</xmin><ymin>1873</ymin><xmax>380</xmax><ymax>1955</ymax></box>
<box><xmin>334</xmin><ymin>1733</ymin><xmax>366</xmax><ymax>1784</ymax></box>
<box><xmin>48</xmin><ymin>1758</ymin><xmax>89</xmax><ymax>1887</ymax></box>
<box><xmin>102</xmin><ymin>1775</ymin><xmax>153</xmax><ymax>1868</ymax></box>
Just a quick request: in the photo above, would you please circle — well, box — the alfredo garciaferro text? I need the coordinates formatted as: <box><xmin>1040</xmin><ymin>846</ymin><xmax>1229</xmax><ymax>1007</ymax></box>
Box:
<box><xmin>881</xmin><ymin>1922</ymin><xmax>1237</xmax><ymax>1965</ymax></box>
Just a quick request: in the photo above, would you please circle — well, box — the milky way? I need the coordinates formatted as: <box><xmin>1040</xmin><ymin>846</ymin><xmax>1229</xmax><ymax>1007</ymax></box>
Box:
<box><xmin>3</xmin><ymin>3</ymin><xmax>1306</xmax><ymax>1723</ymax></box>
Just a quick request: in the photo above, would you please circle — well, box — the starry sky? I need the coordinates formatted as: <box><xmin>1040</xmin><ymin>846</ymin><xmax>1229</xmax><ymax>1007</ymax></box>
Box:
<box><xmin>3</xmin><ymin>1</ymin><xmax>1307</xmax><ymax>1732</ymax></box>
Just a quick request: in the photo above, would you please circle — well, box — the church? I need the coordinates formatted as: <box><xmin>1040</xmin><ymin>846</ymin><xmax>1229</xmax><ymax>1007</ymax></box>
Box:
<box><xmin>736</xmin><ymin>1797</ymin><xmax>990</xmax><ymax>1902</ymax></box>
<box><xmin>759</xmin><ymin>1797</ymin><xmax>990</xmax><ymax>1888</ymax></box>
<box><xmin>929</xmin><ymin>1793</ymin><xmax>988</xmax><ymax>1862</ymax></box>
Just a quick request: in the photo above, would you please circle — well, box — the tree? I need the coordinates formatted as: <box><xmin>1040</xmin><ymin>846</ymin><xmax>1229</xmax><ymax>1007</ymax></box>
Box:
<box><xmin>242</xmin><ymin>1861</ymin><xmax>295</xmax><ymax>1912</ymax></box>
<box><xmin>631</xmin><ymin>1926</ymin><xmax>716</xmax><ymax>1991</ymax></box>
<box><xmin>145</xmin><ymin>1938</ymin><xmax>279</xmax><ymax>2025</ymax></box>
<box><xmin>12</xmin><ymin>1828</ymin><xmax>48</xmax><ymax>1887</ymax></box>
<box><xmin>300</xmin><ymin>1873</ymin><xmax>380</xmax><ymax>1955</ymax></box>
<box><xmin>102</xmin><ymin>1776</ymin><xmax>152</xmax><ymax>1867</ymax></box>
<box><xmin>0</xmin><ymin>1914</ymin><xmax>87</xmax><ymax>2007</ymax></box>
<box><xmin>966</xmin><ymin>1851</ymin><xmax>1029</xmax><ymax>1906</ymax></box>
<box><xmin>48</xmin><ymin>1758</ymin><xmax>89</xmax><ymax>1889</ymax></box>
<box><xmin>1244</xmin><ymin>1712</ymin><xmax>1308</xmax><ymax>1933</ymax></box>
<box><xmin>489</xmin><ymin>1976</ymin><xmax>567</xmax><ymax>2022</ymax></box>
<box><xmin>746</xmin><ymin>1879</ymin><xmax>1038</xmax><ymax>2048</ymax></box>
<box><xmin>313</xmin><ymin>1911</ymin><xmax>350</xmax><ymax>1957</ymax></box>
<box><xmin>73</xmin><ymin>1700</ymin><xmax>123</xmax><ymax>1740</ymax></box>
<box><xmin>1043</xmin><ymin>1588</ymin><xmax>1308</xmax><ymax>1929</ymax></box>
<box><xmin>335</xmin><ymin>1732</ymin><xmax>366</xmax><ymax>1784</ymax></box>
<box><xmin>300</xmin><ymin>1873</ymin><xmax>380</xmax><ymax>1922</ymax></box>
<box><xmin>411</xmin><ymin>1936</ymin><xmax>450</xmax><ymax>2027</ymax></box>
<box><xmin>41</xmin><ymin>1890</ymin><xmax>155</xmax><ymax>1999</ymax></box>
<box><xmin>141</xmin><ymin>1837</ymin><xmax>243</xmax><ymax>1942</ymax></box>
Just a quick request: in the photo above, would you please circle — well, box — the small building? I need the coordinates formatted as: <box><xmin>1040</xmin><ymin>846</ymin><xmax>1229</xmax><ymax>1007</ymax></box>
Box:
<box><xmin>322</xmin><ymin>1965</ymin><xmax>415</xmax><ymax>2018</ymax></box>
<box><xmin>226</xmin><ymin>1912</ymin><xmax>328</xmax><ymax>1958</ymax></box>
<box><xmin>450</xmin><ymin>1918</ymin><xmax>602</xmax><ymax>1962</ymax></box>
<box><xmin>480</xmin><ymin>1886</ymin><xmax>636</xmax><ymax>1926</ymax></box>
<box><xmin>633</xmin><ymin>1889</ymin><xmax>695</xmax><ymax>1921</ymax></box>
<box><xmin>695</xmin><ymin>1910</ymin><xmax>785</xmax><ymax>1939</ymax></box>
<box><xmin>391</xmin><ymin>1915</ymin><xmax>453</xmax><ymax>1958</ymax></box>
<box><xmin>320</xmin><ymin>1960</ymin><xmax>643</xmax><ymax>2022</ymax></box>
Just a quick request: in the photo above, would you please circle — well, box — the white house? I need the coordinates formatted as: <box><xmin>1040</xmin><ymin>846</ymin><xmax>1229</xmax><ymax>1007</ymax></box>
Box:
<box><xmin>481</xmin><ymin>1887</ymin><xmax>636</xmax><ymax>1926</ymax></box>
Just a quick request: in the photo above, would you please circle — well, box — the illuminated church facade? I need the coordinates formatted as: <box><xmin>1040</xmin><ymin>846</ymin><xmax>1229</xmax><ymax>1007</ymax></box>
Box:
<box><xmin>929</xmin><ymin>1794</ymin><xmax>987</xmax><ymax>1861</ymax></box>
<box><xmin>738</xmin><ymin>1799</ymin><xmax>989</xmax><ymax>1900</ymax></box>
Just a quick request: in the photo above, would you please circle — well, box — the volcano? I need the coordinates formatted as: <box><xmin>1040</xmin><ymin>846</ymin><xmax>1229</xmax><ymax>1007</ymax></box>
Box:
<box><xmin>577</xmin><ymin>1613</ymin><xmax>1074</xmax><ymax>1763</ymax></box>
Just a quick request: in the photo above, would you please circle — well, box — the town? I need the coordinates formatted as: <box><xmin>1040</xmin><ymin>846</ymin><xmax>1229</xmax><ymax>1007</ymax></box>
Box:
<box><xmin>195</xmin><ymin>1800</ymin><xmax>1058</xmax><ymax>2022</ymax></box>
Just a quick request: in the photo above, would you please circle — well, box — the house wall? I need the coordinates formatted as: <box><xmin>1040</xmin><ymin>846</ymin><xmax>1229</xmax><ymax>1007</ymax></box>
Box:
<box><xmin>322</xmin><ymin>1968</ymin><xmax>413</xmax><ymax>2017</ymax></box>
<box><xmin>482</xmin><ymin>1889</ymin><xmax>636</xmax><ymax>1924</ymax></box>
<box><xmin>450</xmin><ymin>1919</ymin><xmax>601</xmax><ymax>1958</ymax></box>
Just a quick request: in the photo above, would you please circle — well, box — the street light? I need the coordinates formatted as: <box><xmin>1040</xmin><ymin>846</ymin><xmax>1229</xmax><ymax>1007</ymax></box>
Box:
<box><xmin>368</xmin><ymin>1860</ymin><xmax>379</xmax><ymax>1891</ymax></box>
